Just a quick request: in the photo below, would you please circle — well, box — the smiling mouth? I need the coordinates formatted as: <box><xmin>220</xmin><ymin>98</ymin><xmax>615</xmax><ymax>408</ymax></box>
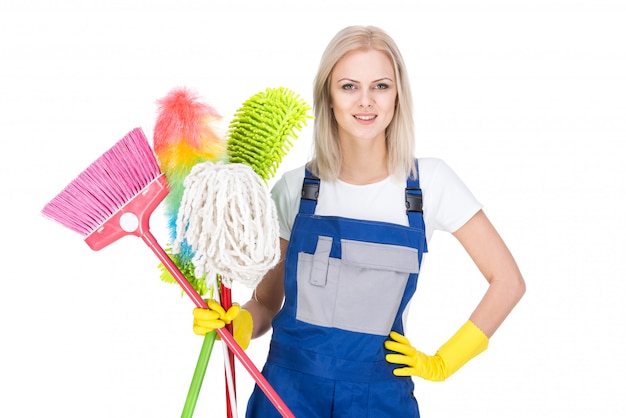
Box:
<box><xmin>354</xmin><ymin>115</ymin><xmax>376</xmax><ymax>121</ymax></box>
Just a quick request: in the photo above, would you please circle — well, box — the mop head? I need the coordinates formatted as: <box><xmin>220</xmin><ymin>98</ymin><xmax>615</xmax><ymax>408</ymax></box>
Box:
<box><xmin>226</xmin><ymin>87</ymin><xmax>312</xmax><ymax>182</ymax></box>
<box><xmin>153</xmin><ymin>87</ymin><xmax>226</xmax><ymax>295</ymax></box>
<box><xmin>173</xmin><ymin>161</ymin><xmax>280</xmax><ymax>288</ymax></box>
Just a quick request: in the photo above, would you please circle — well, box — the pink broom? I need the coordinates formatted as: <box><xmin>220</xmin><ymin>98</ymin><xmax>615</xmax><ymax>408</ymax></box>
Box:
<box><xmin>40</xmin><ymin>127</ymin><xmax>294</xmax><ymax>418</ymax></box>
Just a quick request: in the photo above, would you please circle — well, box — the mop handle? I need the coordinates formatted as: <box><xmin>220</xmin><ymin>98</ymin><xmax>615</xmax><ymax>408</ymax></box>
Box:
<box><xmin>181</xmin><ymin>331</ymin><xmax>217</xmax><ymax>418</ymax></box>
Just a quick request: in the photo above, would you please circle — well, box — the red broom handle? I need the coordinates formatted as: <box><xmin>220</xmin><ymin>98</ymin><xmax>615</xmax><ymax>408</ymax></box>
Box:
<box><xmin>141</xmin><ymin>231</ymin><xmax>294</xmax><ymax>418</ymax></box>
<box><xmin>221</xmin><ymin>285</ymin><xmax>236</xmax><ymax>418</ymax></box>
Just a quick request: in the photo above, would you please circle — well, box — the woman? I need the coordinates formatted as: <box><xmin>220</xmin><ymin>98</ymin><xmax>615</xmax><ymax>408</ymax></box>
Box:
<box><xmin>193</xmin><ymin>25</ymin><xmax>525</xmax><ymax>417</ymax></box>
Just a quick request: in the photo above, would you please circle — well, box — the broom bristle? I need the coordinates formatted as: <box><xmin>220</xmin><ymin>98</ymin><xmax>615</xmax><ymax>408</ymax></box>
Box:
<box><xmin>41</xmin><ymin>128</ymin><xmax>161</xmax><ymax>236</ymax></box>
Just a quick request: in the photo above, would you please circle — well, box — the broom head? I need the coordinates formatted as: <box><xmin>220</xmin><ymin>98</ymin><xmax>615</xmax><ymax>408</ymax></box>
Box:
<box><xmin>41</xmin><ymin>127</ymin><xmax>167</xmax><ymax>250</ymax></box>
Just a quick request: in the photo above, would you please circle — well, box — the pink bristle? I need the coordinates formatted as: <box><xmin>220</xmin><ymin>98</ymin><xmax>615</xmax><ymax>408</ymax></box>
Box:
<box><xmin>42</xmin><ymin>128</ymin><xmax>161</xmax><ymax>236</ymax></box>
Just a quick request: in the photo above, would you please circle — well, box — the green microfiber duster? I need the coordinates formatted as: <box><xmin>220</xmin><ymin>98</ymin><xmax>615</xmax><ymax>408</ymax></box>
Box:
<box><xmin>226</xmin><ymin>87</ymin><xmax>312</xmax><ymax>181</ymax></box>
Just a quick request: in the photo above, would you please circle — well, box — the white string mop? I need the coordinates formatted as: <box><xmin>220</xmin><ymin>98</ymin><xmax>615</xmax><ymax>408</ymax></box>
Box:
<box><xmin>172</xmin><ymin>161</ymin><xmax>281</xmax><ymax>288</ymax></box>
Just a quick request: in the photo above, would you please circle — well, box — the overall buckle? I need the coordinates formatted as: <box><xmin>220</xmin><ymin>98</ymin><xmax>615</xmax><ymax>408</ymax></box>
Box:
<box><xmin>301</xmin><ymin>176</ymin><xmax>320</xmax><ymax>201</ymax></box>
<box><xmin>405</xmin><ymin>187</ymin><xmax>423</xmax><ymax>213</ymax></box>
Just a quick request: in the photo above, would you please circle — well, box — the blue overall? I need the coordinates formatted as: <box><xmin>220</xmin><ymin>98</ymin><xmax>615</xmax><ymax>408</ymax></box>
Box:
<box><xmin>246</xmin><ymin>162</ymin><xmax>428</xmax><ymax>417</ymax></box>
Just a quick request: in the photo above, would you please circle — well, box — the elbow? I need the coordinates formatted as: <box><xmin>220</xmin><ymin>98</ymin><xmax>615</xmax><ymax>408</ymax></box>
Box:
<box><xmin>489</xmin><ymin>270</ymin><xmax>526</xmax><ymax>304</ymax></box>
<box><xmin>512</xmin><ymin>272</ymin><xmax>526</xmax><ymax>303</ymax></box>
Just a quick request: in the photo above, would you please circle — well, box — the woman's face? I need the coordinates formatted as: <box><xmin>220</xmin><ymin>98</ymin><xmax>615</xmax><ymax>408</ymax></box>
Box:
<box><xmin>330</xmin><ymin>49</ymin><xmax>397</xmax><ymax>146</ymax></box>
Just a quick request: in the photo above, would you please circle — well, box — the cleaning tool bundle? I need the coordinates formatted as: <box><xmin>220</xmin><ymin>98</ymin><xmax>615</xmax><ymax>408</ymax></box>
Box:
<box><xmin>177</xmin><ymin>86</ymin><xmax>312</xmax><ymax>417</ymax></box>
<box><xmin>40</xmin><ymin>127</ymin><xmax>295</xmax><ymax>418</ymax></box>
<box><xmin>153</xmin><ymin>86</ymin><xmax>226</xmax><ymax>296</ymax></box>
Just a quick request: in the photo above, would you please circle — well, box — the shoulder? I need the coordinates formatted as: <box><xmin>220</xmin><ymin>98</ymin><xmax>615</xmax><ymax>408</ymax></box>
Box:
<box><xmin>417</xmin><ymin>157</ymin><xmax>467</xmax><ymax>191</ymax></box>
<box><xmin>271</xmin><ymin>164</ymin><xmax>306</xmax><ymax>198</ymax></box>
<box><xmin>270</xmin><ymin>165</ymin><xmax>307</xmax><ymax>240</ymax></box>
<box><xmin>416</xmin><ymin>157</ymin><xmax>447</xmax><ymax>182</ymax></box>
<box><xmin>417</xmin><ymin>158</ymin><xmax>482</xmax><ymax>234</ymax></box>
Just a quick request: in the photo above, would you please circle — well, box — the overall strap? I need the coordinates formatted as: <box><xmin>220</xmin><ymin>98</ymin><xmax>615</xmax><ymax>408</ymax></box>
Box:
<box><xmin>406</xmin><ymin>159</ymin><xmax>428</xmax><ymax>252</ymax></box>
<box><xmin>299</xmin><ymin>161</ymin><xmax>428</xmax><ymax>253</ymax></box>
<box><xmin>299</xmin><ymin>165</ymin><xmax>320</xmax><ymax>215</ymax></box>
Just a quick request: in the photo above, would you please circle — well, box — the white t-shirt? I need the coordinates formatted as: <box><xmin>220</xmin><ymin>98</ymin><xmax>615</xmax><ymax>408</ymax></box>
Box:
<box><xmin>271</xmin><ymin>158</ymin><xmax>482</xmax><ymax>244</ymax></box>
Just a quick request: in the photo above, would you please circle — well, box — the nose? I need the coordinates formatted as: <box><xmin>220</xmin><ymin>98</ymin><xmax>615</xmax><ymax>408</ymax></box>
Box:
<box><xmin>359</xmin><ymin>90</ymin><xmax>373</xmax><ymax>108</ymax></box>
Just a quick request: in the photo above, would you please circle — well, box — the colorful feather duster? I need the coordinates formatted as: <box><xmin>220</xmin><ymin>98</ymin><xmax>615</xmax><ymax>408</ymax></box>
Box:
<box><xmin>153</xmin><ymin>87</ymin><xmax>226</xmax><ymax>296</ymax></box>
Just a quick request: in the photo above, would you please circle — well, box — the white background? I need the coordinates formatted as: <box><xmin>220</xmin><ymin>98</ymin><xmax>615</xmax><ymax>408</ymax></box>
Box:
<box><xmin>1</xmin><ymin>0</ymin><xmax>625</xmax><ymax>417</ymax></box>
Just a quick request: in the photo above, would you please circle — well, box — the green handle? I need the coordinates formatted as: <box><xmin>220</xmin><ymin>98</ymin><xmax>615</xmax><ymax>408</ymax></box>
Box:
<box><xmin>181</xmin><ymin>331</ymin><xmax>217</xmax><ymax>418</ymax></box>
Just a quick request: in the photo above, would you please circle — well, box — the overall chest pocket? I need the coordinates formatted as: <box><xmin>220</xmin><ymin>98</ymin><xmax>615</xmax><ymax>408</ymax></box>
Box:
<box><xmin>296</xmin><ymin>236</ymin><xmax>419</xmax><ymax>336</ymax></box>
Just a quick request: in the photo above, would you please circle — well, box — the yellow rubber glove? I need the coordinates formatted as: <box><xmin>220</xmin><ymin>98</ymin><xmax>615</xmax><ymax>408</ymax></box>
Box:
<box><xmin>192</xmin><ymin>300</ymin><xmax>253</xmax><ymax>350</ymax></box>
<box><xmin>385</xmin><ymin>320</ymin><xmax>489</xmax><ymax>381</ymax></box>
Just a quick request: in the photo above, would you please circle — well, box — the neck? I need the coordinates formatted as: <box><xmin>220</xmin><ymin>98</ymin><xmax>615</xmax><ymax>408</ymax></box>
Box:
<box><xmin>337</xmin><ymin>131</ymin><xmax>389</xmax><ymax>184</ymax></box>
<box><xmin>338</xmin><ymin>151</ymin><xmax>389</xmax><ymax>185</ymax></box>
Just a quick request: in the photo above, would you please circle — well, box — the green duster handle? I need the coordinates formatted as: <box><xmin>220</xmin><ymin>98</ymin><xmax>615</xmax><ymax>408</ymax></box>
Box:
<box><xmin>181</xmin><ymin>331</ymin><xmax>217</xmax><ymax>418</ymax></box>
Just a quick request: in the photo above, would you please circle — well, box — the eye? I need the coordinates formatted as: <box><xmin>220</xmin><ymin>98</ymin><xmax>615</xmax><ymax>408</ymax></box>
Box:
<box><xmin>341</xmin><ymin>83</ymin><xmax>356</xmax><ymax>90</ymax></box>
<box><xmin>374</xmin><ymin>83</ymin><xmax>389</xmax><ymax>90</ymax></box>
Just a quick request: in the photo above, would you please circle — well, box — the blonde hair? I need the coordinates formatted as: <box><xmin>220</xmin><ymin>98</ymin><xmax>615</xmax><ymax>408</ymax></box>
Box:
<box><xmin>310</xmin><ymin>25</ymin><xmax>416</xmax><ymax>180</ymax></box>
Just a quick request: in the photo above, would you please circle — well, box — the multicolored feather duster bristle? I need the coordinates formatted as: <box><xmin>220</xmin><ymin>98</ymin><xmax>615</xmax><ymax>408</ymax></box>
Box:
<box><xmin>154</xmin><ymin>87</ymin><xmax>226</xmax><ymax>217</ymax></box>
<box><xmin>153</xmin><ymin>87</ymin><xmax>226</xmax><ymax>295</ymax></box>
<box><xmin>226</xmin><ymin>87</ymin><xmax>312</xmax><ymax>181</ymax></box>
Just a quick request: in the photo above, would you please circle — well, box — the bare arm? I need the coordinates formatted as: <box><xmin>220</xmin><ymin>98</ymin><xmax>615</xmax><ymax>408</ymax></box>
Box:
<box><xmin>452</xmin><ymin>210</ymin><xmax>526</xmax><ymax>338</ymax></box>
<box><xmin>242</xmin><ymin>238</ymin><xmax>289</xmax><ymax>339</ymax></box>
